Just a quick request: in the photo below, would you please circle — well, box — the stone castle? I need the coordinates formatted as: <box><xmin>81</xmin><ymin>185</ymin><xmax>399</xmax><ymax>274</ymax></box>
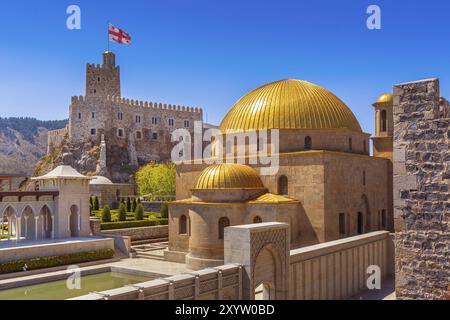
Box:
<box><xmin>47</xmin><ymin>51</ymin><xmax>203</xmax><ymax>182</ymax></box>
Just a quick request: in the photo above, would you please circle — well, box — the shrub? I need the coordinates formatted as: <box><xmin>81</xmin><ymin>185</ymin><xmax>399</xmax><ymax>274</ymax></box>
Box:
<box><xmin>101</xmin><ymin>205</ymin><xmax>111</xmax><ymax>223</ymax></box>
<box><xmin>118</xmin><ymin>203</ymin><xmax>127</xmax><ymax>221</ymax></box>
<box><xmin>135</xmin><ymin>204</ymin><xmax>144</xmax><ymax>220</ymax></box>
<box><xmin>132</xmin><ymin>198</ymin><xmax>137</xmax><ymax>212</ymax></box>
<box><xmin>160</xmin><ymin>202</ymin><xmax>169</xmax><ymax>219</ymax></box>
<box><xmin>126</xmin><ymin>197</ymin><xmax>131</xmax><ymax>212</ymax></box>
<box><xmin>101</xmin><ymin>219</ymin><xmax>168</xmax><ymax>230</ymax></box>
<box><xmin>93</xmin><ymin>196</ymin><xmax>100</xmax><ymax>211</ymax></box>
<box><xmin>0</xmin><ymin>249</ymin><xmax>115</xmax><ymax>274</ymax></box>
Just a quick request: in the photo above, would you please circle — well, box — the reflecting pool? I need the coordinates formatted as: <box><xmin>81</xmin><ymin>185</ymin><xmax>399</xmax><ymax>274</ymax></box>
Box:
<box><xmin>0</xmin><ymin>272</ymin><xmax>153</xmax><ymax>300</ymax></box>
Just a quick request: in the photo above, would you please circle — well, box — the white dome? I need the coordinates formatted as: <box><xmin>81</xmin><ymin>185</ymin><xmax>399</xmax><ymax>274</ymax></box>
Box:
<box><xmin>90</xmin><ymin>176</ymin><xmax>113</xmax><ymax>185</ymax></box>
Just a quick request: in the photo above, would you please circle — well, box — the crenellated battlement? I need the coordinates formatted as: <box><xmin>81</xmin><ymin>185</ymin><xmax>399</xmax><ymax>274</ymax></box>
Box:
<box><xmin>86</xmin><ymin>63</ymin><xmax>120</xmax><ymax>71</ymax></box>
<box><xmin>71</xmin><ymin>95</ymin><xmax>203</xmax><ymax>113</ymax></box>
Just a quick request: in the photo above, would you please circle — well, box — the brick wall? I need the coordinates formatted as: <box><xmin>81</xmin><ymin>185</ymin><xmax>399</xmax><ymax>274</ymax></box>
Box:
<box><xmin>393</xmin><ymin>78</ymin><xmax>449</xmax><ymax>300</ymax></box>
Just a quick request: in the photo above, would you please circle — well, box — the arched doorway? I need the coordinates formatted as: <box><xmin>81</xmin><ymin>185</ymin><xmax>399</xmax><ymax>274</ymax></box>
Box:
<box><xmin>361</xmin><ymin>194</ymin><xmax>371</xmax><ymax>232</ymax></box>
<box><xmin>39</xmin><ymin>205</ymin><xmax>53</xmax><ymax>239</ymax></box>
<box><xmin>304</xmin><ymin>136</ymin><xmax>312</xmax><ymax>150</ymax></box>
<box><xmin>357</xmin><ymin>212</ymin><xmax>363</xmax><ymax>234</ymax></box>
<box><xmin>278</xmin><ymin>175</ymin><xmax>288</xmax><ymax>195</ymax></box>
<box><xmin>70</xmin><ymin>205</ymin><xmax>79</xmax><ymax>237</ymax></box>
<box><xmin>21</xmin><ymin>206</ymin><xmax>35</xmax><ymax>240</ymax></box>
<box><xmin>2</xmin><ymin>206</ymin><xmax>17</xmax><ymax>240</ymax></box>
<box><xmin>218</xmin><ymin>217</ymin><xmax>230</xmax><ymax>240</ymax></box>
<box><xmin>179</xmin><ymin>215</ymin><xmax>187</xmax><ymax>234</ymax></box>
<box><xmin>253</xmin><ymin>244</ymin><xmax>283</xmax><ymax>300</ymax></box>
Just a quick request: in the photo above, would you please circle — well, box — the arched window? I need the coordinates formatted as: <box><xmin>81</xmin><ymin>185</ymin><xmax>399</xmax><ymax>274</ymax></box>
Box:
<box><xmin>339</xmin><ymin>213</ymin><xmax>346</xmax><ymax>237</ymax></box>
<box><xmin>179</xmin><ymin>215</ymin><xmax>187</xmax><ymax>235</ymax></box>
<box><xmin>357</xmin><ymin>212</ymin><xmax>364</xmax><ymax>234</ymax></box>
<box><xmin>349</xmin><ymin>138</ymin><xmax>353</xmax><ymax>151</ymax></box>
<box><xmin>218</xmin><ymin>217</ymin><xmax>230</xmax><ymax>240</ymax></box>
<box><xmin>278</xmin><ymin>175</ymin><xmax>288</xmax><ymax>195</ymax></box>
<box><xmin>381</xmin><ymin>110</ymin><xmax>387</xmax><ymax>132</ymax></box>
<box><xmin>253</xmin><ymin>216</ymin><xmax>262</xmax><ymax>224</ymax></box>
<box><xmin>381</xmin><ymin>209</ymin><xmax>387</xmax><ymax>229</ymax></box>
<box><xmin>304</xmin><ymin>136</ymin><xmax>312</xmax><ymax>150</ymax></box>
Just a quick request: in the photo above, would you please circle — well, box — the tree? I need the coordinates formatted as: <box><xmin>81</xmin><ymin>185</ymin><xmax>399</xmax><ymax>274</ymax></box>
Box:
<box><xmin>93</xmin><ymin>196</ymin><xmax>100</xmax><ymax>211</ymax></box>
<box><xmin>101</xmin><ymin>205</ymin><xmax>111</xmax><ymax>223</ymax></box>
<box><xmin>126</xmin><ymin>197</ymin><xmax>131</xmax><ymax>212</ymax></box>
<box><xmin>135</xmin><ymin>203</ymin><xmax>144</xmax><ymax>221</ymax></box>
<box><xmin>160</xmin><ymin>202</ymin><xmax>169</xmax><ymax>219</ymax></box>
<box><xmin>132</xmin><ymin>198</ymin><xmax>137</xmax><ymax>213</ymax></box>
<box><xmin>118</xmin><ymin>203</ymin><xmax>127</xmax><ymax>221</ymax></box>
<box><xmin>135</xmin><ymin>162</ymin><xmax>176</xmax><ymax>198</ymax></box>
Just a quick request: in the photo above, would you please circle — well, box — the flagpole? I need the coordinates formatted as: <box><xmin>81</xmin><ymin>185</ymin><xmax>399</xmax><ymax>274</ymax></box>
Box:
<box><xmin>107</xmin><ymin>20</ymin><xmax>110</xmax><ymax>52</ymax></box>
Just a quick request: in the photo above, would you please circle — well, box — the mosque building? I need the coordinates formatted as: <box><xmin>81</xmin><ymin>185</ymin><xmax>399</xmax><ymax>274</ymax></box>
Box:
<box><xmin>167</xmin><ymin>79</ymin><xmax>394</xmax><ymax>270</ymax></box>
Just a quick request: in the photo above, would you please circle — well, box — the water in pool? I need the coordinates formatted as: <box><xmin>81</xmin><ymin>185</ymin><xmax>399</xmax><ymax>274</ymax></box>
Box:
<box><xmin>0</xmin><ymin>272</ymin><xmax>153</xmax><ymax>300</ymax></box>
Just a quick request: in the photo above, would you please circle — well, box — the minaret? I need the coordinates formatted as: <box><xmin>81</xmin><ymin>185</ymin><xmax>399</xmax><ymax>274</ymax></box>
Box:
<box><xmin>371</xmin><ymin>93</ymin><xmax>393</xmax><ymax>161</ymax></box>
<box><xmin>372</xmin><ymin>93</ymin><xmax>394</xmax><ymax>232</ymax></box>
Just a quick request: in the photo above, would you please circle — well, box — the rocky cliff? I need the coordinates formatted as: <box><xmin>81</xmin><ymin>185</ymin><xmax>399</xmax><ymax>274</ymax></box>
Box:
<box><xmin>0</xmin><ymin>117</ymin><xmax>68</xmax><ymax>175</ymax></box>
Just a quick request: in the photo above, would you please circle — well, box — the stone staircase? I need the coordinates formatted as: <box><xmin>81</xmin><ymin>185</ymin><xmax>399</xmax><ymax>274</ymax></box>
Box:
<box><xmin>132</xmin><ymin>242</ymin><xmax>168</xmax><ymax>261</ymax></box>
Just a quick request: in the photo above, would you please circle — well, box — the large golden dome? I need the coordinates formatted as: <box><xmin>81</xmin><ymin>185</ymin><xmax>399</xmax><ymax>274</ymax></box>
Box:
<box><xmin>219</xmin><ymin>79</ymin><xmax>362</xmax><ymax>133</ymax></box>
<box><xmin>193</xmin><ymin>163</ymin><xmax>264</xmax><ymax>190</ymax></box>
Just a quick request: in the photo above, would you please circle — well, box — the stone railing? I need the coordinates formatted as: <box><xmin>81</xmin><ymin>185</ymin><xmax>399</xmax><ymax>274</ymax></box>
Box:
<box><xmin>289</xmin><ymin>231</ymin><xmax>394</xmax><ymax>300</ymax></box>
<box><xmin>70</xmin><ymin>264</ymin><xmax>242</xmax><ymax>300</ymax></box>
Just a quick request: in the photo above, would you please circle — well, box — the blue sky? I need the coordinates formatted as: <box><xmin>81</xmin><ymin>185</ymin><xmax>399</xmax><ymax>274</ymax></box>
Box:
<box><xmin>1</xmin><ymin>0</ymin><xmax>449</xmax><ymax>136</ymax></box>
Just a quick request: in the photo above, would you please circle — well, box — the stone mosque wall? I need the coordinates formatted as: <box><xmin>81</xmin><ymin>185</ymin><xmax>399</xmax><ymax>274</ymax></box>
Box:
<box><xmin>393</xmin><ymin>78</ymin><xmax>449</xmax><ymax>300</ymax></box>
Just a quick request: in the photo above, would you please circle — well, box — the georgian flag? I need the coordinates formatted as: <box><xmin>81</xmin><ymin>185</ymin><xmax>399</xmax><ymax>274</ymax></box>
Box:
<box><xmin>109</xmin><ymin>23</ymin><xmax>131</xmax><ymax>45</ymax></box>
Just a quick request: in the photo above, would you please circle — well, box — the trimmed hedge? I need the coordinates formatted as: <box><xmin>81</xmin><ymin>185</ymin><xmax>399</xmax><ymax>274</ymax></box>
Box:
<box><xmin>101</xmin><ymin>219</ymin><xmax>168</xmax><ymax>230</ymax></box>
<box><xmin>0</xmin><ymin>249</ymin><xmax>115</xmax><ymax>274</ymax></box>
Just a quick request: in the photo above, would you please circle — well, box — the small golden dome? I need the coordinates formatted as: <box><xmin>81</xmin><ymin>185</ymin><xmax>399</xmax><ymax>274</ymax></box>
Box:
<box><xmin>194</xmin><ymin>163</ymin><xmax>264</xmax><ymax>190</ymax></box>
<box><xmin>375</xmin><ymin>93</ymin><xmax>393</xmax><ymax>104</ymax></box>
<box><xmin>219</xmin><ymin>79</ymin><xmax>362</xmax><ymax>133</ymax></box>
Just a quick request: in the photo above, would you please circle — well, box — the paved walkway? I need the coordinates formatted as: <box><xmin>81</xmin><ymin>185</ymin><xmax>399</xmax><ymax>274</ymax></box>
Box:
<box><xmin>349</xmin><ymin>278</ymin><xmax>395</xmax><ymax>300</ymax></box>
<box><xmin>109</xmin><ymin>258</ymin><xmax>191</xmax><ymax>277</ymax></box>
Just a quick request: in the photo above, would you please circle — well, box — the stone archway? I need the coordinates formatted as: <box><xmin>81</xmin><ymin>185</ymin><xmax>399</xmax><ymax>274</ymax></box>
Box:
<box><xmin>37</xmin><ymin>205</ymin><xmax>53</xmax><ymax>240</ymax></box>
<box><xmin>360</xmin><ymin>194</ymin><xmax>371</xmax><ymax>233</ymax></box>
<box><xmin>252</xmin><ymin>244</ymin><xmax>282</xmax><ymax>300</ymax></box>
<box><xmin>70</xmin><ymin>205</ymin><xmax>79</xmax><ymax>237</ymax></box>
<box><xmin>20</xmin><ymin>206</ymin><xmax>35</xmax><ymax>240</ymax></box>
<box><xmin>2</xmin><ymin>206</ymin><xmax>17</xmax><ymax>240</ymax></box>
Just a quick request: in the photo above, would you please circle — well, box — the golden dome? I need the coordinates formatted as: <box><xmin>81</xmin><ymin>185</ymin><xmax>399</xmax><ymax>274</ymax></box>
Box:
<box><xmin>219</xmin><ymin>79</ymin><xmax>362</xmax><ymax>133</ymax></box>
<box><xmin>193</xmin><ymin>163</ymin><xmax>264</xmax><ymax>190</ymax></box>
<box><xmin>375</xmin><ymin>93</ymin><xmax>393</xmax><ymax>104</ymax></box>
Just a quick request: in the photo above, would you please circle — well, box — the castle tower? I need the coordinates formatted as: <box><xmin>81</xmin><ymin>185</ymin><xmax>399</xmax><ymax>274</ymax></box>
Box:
<box><xmin>86</xmin><ymin>51</ymin><xmax>121</xmax><ymax>97</ymax></box>
<box><xmin>371</xmin><ymin>93</ymin><xmax>394</xmax><ymax>160</ymax></box>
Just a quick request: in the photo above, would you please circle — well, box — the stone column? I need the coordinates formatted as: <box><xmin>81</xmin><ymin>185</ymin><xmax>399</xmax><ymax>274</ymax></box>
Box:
<box><xmin>35</xmin><ymin>216</ymin><xmax>39</xmax><ymax>241</ymax></box>
<box><xmin>224</xmin><ymin>222</ymin><xmax>290</xmax><ymax>300</ymax></box>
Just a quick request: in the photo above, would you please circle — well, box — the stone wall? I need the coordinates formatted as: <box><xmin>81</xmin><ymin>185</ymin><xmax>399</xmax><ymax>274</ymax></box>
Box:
<box><xmin>289</xmin><ymin>231</ymin><xmax>394</xmax><ymax>299</ymax></box>
<box><xmin>100</xmin><ymin>225</ymin><xmax>168</xmax><ymax>242</ymax></box>
<box><xmin>47</xmin><ymin>126</ymin><xmax>68</xmax><ymax>154</ymax></box>
<box><xmin>71</xmin><ymin>264</ymin><xmax>242</xmax><ymax>300</ymax></box>
<box><xmin>393</xmin><ymin>78</ymin><xmax>449</xmax><ymax>300</ymax></box>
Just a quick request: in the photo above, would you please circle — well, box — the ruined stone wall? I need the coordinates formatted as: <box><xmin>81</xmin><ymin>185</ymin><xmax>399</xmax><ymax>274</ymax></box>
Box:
<box><xmin>393</xmin><ymin>78</ymin><xmax>449</xmax><ymax>300</ymax></box>
<box><xmin>47</xmin><ymin>126</ymin><xmax>68</xmax><ymax>154</ymax></box>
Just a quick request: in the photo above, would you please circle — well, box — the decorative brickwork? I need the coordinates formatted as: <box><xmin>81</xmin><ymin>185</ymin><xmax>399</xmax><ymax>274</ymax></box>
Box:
<box><xmin>393</xmin><ymin>78</ymin><xmax>449</xmax><ymax>300</ymax></box>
